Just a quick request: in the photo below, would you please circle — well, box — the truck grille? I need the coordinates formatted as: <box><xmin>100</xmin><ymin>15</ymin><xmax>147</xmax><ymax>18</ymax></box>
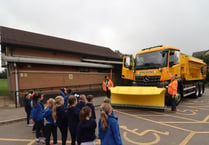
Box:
<box><xmin>135</xmin><ymin>76</ymin><xmax>161</xmax><ymax>86</ymax></box>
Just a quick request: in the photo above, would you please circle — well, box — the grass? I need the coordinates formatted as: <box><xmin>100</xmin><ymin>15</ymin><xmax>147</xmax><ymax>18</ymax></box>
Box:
<box><xmin>0</xmin><ymin>79</ymin><xmax>9</xmax><ymax>96</ymax></box>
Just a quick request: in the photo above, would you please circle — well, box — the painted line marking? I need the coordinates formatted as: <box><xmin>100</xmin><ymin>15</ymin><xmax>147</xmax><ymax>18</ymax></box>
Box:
<box><xmin>179</xmin><ymin>132</ymin><xmax>195</xmax><ymax>145</ymax></box>
<box><xmin>120</xmin><ymin>125</ymin><xmax>169</xmax><ymax>145</ymax></box>
<box><xmin>0</xmin><ymin>138</ymin><xmax>101</xmax><ymax>145</ymax></box>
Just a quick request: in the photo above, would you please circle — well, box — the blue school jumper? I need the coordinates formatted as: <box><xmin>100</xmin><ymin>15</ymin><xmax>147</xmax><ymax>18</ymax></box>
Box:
<box><xmin>98</xmin><ymin>115</ymin><xmax>123</xmax><ymax>145</ymax></box>
<box><xmin>44</xmin><ymin>107</ymin><xmax>57</xmax><ymax>145</ymax></box>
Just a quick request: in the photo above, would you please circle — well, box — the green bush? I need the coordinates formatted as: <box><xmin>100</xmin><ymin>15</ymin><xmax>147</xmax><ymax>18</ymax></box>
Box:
<box><xmin>0</xmin><ymin>79</ymin><xmax>9</xmax><ymax>96</ymax></box>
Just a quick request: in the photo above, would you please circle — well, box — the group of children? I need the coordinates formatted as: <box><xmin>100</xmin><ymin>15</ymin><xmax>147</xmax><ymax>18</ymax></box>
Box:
<box><xmin>24</xmin><ymin>88</ymin><xmax>123</xmax><ymax>145</ymax></box>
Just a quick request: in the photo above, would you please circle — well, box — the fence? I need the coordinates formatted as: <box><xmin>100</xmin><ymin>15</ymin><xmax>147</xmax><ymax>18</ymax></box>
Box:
<box><xmin>12</xmin><ymin>83</ymin><xmax>105</xmax><ymax>107</ymax></box>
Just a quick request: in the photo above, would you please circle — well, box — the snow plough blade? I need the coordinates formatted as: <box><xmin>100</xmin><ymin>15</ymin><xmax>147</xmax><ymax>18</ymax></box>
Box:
<box><xmin>110</xmin><ymin>86</ymin><xmax>166</xmax><ymax>109</ymax></box>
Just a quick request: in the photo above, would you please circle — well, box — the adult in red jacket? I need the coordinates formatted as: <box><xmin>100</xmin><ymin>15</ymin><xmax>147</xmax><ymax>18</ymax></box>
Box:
<box><xmin>103</xmin><ymin>76</ymin><xmax>114</xmax><ymax>98</ymax></box>
<box><xmin>168</xmin><ymin>75</ymin><xmax>178</xmax><ymax>112</ymax></box>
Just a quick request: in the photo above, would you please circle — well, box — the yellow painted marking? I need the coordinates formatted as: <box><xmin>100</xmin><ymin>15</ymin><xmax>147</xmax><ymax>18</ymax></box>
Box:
<box><xmin>0</xmin><ymin>138</ymin><xmax>100</xmax><ymax>145</ymax></box>
<box><xmin>201</xmin><ymin>115</ymin><xmax>209</xmax><ymax>122</ymax></box>
<box><xmin>0</xmin><ymin>138</ymin><xmax>32</xmax><ymax>142</ymax></box>
<box><xmin>161</xmin><ymin>121</ymin><xmax>209</xmax><ymax>124</ymax></box>
<box><xmin>123</xmin><ymin>132</ymin><xmax>159</xmax><ymax>145</ymax></box>
<box><xmin>179</xmin><ymin>132</ymin><xmax>195</xmax><ymax>145</ymax></box>
<box><xmin>185</xmin><ymin>106</ymin><xmax>209</xmax><ymax>111</ymax></box>
<box><xmin>27</xmin><ymin>140</ymin><xmax>35</xmax><ymax>145</ymax></box>
<box><xmin>120</xmin><ymin>125</ymin><xmax>169</xmax><ymax>145</ymax></box>
<box><xmin>176</xmin><ymin>109</ymin><xmax>198</xmax><ymax>115</ymax></box>
<box><xmin>115</xmin><ymin>109</ymin><xmax>209</xmax><ymax>145</ymax></box>
<box><xmin>115</xmin><ymin>110</ymin><xmax>193</xmax><ymax>133</ymax></box>
<box><xmin>120</xmin><ymin>126</ymin><xmax>169</xmax><ymax>136</ymax></box>
<box><xmin>149</xmin><ymin>111</ymin><xmax>199</xmax><ymax>122</ymax></box>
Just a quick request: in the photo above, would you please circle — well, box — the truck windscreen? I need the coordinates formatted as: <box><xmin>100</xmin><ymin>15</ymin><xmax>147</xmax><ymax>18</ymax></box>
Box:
<box><xmin>135</xmin><ymin>51</ymin><xmax>168</xmax><ymax>70</ymax></box>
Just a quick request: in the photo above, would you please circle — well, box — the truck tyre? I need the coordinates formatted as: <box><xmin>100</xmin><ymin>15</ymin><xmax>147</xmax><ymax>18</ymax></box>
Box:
<box><xmin>175</xmin><ymin>90</ymin><xmax>182</xmax><ymax>105</ymax></box>
<box><xmin>199</xmin><ymin>82</ymin><xmax>204</xmax><ymax>97</ymax></box>
<box><xmin>203</xmin><ymin>83</ymin><xmax>205</xmax><ymax>94</ymax></box>
<box><xmin>194</xmin><ymin>83</ymin><xmax>200</xmax><ymax>98</ymax></box>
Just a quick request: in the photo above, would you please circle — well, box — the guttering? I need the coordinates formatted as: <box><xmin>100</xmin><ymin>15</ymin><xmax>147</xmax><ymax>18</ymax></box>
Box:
<box><xmin>82</xmin><ymin>58</ymin><xmax>122</xmax><ymax>64</ymax></box>
<box><xmin>2</xmin><ymin>55</ymin><xmax>113</xmax><ymax>68</ymax></box>
<box><xmin>14</xmin><ymin>62</ymin><xmax>20</xmax><ymax>107</ymax></box>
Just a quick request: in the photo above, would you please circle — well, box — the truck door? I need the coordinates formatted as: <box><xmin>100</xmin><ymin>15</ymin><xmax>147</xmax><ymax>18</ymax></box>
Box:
<box><xmin>122</xmin><ymin>56</ymin><xmax>135</xmax><ymax>80</ymax></box>
<box><xmin>168</xmin><ymin>50</ymin><xmax>181</xmax><ymax>78</ymax></box>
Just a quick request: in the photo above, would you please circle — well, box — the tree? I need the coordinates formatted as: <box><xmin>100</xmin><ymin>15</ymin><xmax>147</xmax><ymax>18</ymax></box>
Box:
<box><xmin>0</xmin><ymin>69</ymin><xmax>7</xmax><ymax>79</ymax></box>
<box><xmin>114</xmin><ymin>50</ymin><xmax>130</xmax><ymax>58</ymax></box>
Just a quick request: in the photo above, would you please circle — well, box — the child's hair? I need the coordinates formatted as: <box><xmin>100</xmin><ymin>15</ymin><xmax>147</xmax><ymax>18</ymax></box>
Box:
<box><xmin>47</xmin><ymin>98</ymin><xmax>56</xmax><ymax>122</ymax></box>
<box><xmin>26</xmin><ymin>93</ymin><xmax>31</xmax><ymax>98</ymax></box>
<box><xmin>100</xmin><ymin>103</ymin><xmax>112</xmax><ymax>130</ymax></box>
<box><xmin>68</xmin><ymin>96</ymin><xmax>77</xmax><ymax>108</ymax></box>
<box><xmin>79</xmin><ymin>106</ymin><xmax>92</xmax><ymax>122</ymax></box>
<box><xmin>55</xmin><ymin>96</ymin><xmax>63</xmax><ymax>105</ymax></box>
<box><xmin>86</xmin><ymin>95</ymin><xmax>94</xmax><ymax>102</ymax></box>
<box><xmin>28</xmin><ymin>90</ymin><xmax>34</xmax><ymax>94</ymax></box>
<box><xmin>104</xmin><ymin>97</ymin><xmax>110</xmax><ymax>104</ymax></box>
<box><xmin>37</xmin><ymin>93</ymin><xmax>44</xmax><ymax>100</ymax></box>
<box><xmin>32</xmin><ymin>93</ymin><xmax>41</xmax><ymax>107</ymax></box>
<box><xmin>79</xmin><ymin>94</ymin><xmax>86</xmax><ymax>102</ymax></box>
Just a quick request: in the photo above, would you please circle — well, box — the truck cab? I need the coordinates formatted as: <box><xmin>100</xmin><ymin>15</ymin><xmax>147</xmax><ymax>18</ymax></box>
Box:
<box><xmin>122</xmin><ymin>45</ymin><xmax>181</xmax><ymax>86</ymax></box>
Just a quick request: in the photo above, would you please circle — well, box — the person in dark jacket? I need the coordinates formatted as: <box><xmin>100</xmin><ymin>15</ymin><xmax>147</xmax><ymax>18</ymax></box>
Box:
<box><xmin>86</xmin><ymin>95</ymin><xmax>96</xmax><ymax>120</ymax></box>
<box><xmin>60</xmin><ymin>88</ymin><xmax>66</xmax><ymax>98</ymax></box>
<box><xmin>55</xmin><ymin>96</ymin><xmax>68</xmax><ymax>145</ymax></box>
<box><xmin>77</xmin><ymin>106</ymin><xmax>97</xmax><ymax>145</ymax></box>
<box><xmin>31</xmin><ymin>93</ymin><xmax>45</xmax><ymax>144</ymax></box>
<box><xmin>44</xmin><ymin>98</ymin><xmax>57</xmax><ymax>145</ymax></box>
<box><xmin>24</xmin><ymin>93</ymin><xmax>32</xmax><ymax>126</ymax></box>
<box><xmin>76</xmin><ymin>94</ymin><xmax>86</xmax><ymax>110</ymax></box>
<box><xmin>98</xmin><ymin>103</ymin><xmax>123</xmax><ymax>145</ymax></box>
<box><xmin>67</xmin><ymin>96</ymin><xmax>80</xmax><ymax>145</ymax></box>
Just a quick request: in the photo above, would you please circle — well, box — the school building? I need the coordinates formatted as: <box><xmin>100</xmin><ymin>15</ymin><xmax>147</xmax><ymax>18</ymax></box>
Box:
<box><xmin>0</xmin><ymin>26</ymin><xmax>122</xmax><ymax>106</ymax></box>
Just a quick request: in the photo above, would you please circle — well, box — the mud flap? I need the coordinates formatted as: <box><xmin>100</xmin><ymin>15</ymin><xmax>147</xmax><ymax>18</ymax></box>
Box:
<box><xmin>110</xmin><ymin>86</ymin><xmax>166</xmax><ymax>109</ymax></box>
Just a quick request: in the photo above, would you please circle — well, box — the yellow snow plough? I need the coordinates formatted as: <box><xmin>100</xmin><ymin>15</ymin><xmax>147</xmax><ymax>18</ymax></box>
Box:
<box><xmin>111</xmin><ymin>45</ymin><xmax>207</xmax><ymax>109</ymax></box>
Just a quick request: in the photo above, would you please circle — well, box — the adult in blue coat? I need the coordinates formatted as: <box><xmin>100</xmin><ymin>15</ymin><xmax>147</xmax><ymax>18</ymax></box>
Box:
<box><xmin>98</xmin><ymin>103</ymin><xmax>123</xmax><ymax>145</ymax></box>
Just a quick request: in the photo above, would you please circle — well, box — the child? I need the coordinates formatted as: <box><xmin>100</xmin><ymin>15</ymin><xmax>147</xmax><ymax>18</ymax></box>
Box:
<box><xmin>98</xmin><ymin>103</ymin><xmax>123</xmax><ymax>145</ymax></box>
<box><xmin>77</xmin><ymin>106</ymin><xmax>97</xmax><ymax>145</ymax></box>
<box><xmin>31</xmin><ymin>93</ymin><xmax>45</xmax><ymax>144</ymax></box>
<box><xmin>55</xmin><ymin>96</ymin><xmax>68</xmax><ymax>145</ymax></box>
<box><xmin>39</xmin><ymin>93</ymin><xmax>45</xmax><ymax>110</ymax></box>
<box><xmin>67</xmin><ymin>96</ymin><xmax>80</xmax><ymax>145</ymax></box>
<box><xmin>64</xmin><ymin>89</ymin><xmax>71</xmax><ymax>109</ymax></box>
<box><xmin>24</xmin><ymin>92</ymin><xmax>32</xmax><ymax>126</ymax></box>
<box><xmin>44</xmin><ymin>98</ymin><xmax>57</xmax><ymax>145</ymax></box>
<box><xmin>76</xmin><ymin>94</ymin><xmax>86</xmax><ymax>110</ymax></box>
<box><xmin>86</xmin><ymin>95</ymin><xmax>96</xmax><ymax>120</ymax></box>
<box><xmin>103</xmin><ymin>97</ymin><xmax>114</xmax><ymax>116</ymax></box>
<box><xmin>60</xmin><ymin>88</ymin><xmax>67</xmax><ymax>98</ymax></box>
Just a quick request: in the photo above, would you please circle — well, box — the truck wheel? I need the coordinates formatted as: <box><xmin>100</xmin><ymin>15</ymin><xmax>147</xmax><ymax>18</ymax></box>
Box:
<box><xmin>175</xmin><ymin>91</ymin><xmax>182</xmax><ymax>105</ymax></box>
<box><xmin>203</xmin><ymin>83</ymin><xmax>205</xmax><ymax>94</ymax></box>
<box><xmin>194</xmin><ymin>83</ymin><xmax>200</xmax><ymax>98</ymax></box>
<box><xmin>199</xmin><ymin>83</ymin><xmax>204</xmax><ymax>97</ymax></box>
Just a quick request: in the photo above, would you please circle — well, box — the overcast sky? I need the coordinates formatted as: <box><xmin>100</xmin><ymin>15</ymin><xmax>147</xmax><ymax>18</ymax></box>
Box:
<box><xmin>1</xmin><ymin>0</ymin><xmax>209</xmax><ymax>71</ymax></box>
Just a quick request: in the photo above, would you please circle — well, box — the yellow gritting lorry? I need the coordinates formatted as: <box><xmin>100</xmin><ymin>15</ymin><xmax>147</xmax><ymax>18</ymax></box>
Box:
<box><xmin>110</xmin><ymin>45</ymin><xmax>207</xmax><ymax>109</ymax></box>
